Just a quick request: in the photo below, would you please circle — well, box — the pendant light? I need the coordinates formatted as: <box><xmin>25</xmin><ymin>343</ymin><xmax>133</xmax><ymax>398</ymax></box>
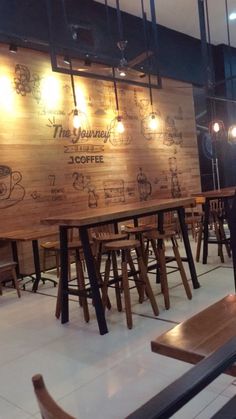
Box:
<box><xmin>112</xmin><ymin>67</ymin><xmax>124</xmax><ymax>134</ymax></box>
<box><xmin>69</xmin><ymin>58</ymin><xmax>81</xmax><ymax>129</ymax></box>
<box><xmin>141</xmin><ymin>0</ymin><xmax>159</xmax><ymax>131</ymax></box>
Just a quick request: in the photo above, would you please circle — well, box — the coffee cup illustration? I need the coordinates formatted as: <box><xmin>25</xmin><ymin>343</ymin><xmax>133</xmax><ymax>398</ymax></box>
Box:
<box><xmin>0</xmin><ymin>165</ymin><xmax>22</xmax><ymax>200</ymax></box>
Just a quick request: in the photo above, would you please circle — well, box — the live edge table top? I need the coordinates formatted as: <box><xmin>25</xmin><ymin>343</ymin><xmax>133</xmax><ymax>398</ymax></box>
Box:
<box><xmin>41</xmin><ymin>197</ymin><xmax>196</xmax><ymax>228</ymax></box>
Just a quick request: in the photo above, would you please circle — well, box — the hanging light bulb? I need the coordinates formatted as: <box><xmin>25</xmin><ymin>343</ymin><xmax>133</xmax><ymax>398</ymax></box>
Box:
<box><xmin>209</xmin><ymin>120</ymin><xmax>225</xmax><ymax>137</ymax></box>
<box><xmin>228</xmin><ymin>125</ymin><xmax>236</xmax><ymax>142</ymax></box>
<box><xmin>149</xmin><ymin>113</ymin><xmax>159</xmax><ymax>130</ymax></box>
<box><xmin>73</xmin><ymin>108</ymin><xmax>81</xmax><ymax>129</ymax></box>
<box><xmin>213</xmin><ymin>122</ymin><xmax>220</xmax><ymax>133</ymax></box>
<box><xmin>117</xmin><ymin>115</ymin><xmax>125</xmax><ymax>133</ymax></box>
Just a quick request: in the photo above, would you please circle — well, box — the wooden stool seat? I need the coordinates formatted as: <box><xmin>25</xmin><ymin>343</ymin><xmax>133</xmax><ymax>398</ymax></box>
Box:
<box><xmin>103</xmin><ymin>239</ymin><xmax>159</xmax><ymax>329</ymax></box>
<box><xmin>104</xmin><ymin>239</ymin><xmax>140</xmax><ymax>251</ymax></box>
<box><xmin>144</xmin><ymin>229</ymin><xmax>176</xmax><ymax>240</ymax></box>
<box><xmin>54</xmin><ymin>240</ymin><xmax>83</xmax><ymax>251</ymax></box>
<box><xmin>124</xmin><ymin>225</ymin><xmax>155</xmax><ymax>234</ymax></box>
<box><xmin>0</xmin><ymin>261</ymin><xmax>21</xmax><ymax>298</ymax></box>
<box><xmin>92</xmin><ymin>232</ymin><xmax>127</xmax><ymax>243</ymax></box>
<box><xmin>40</xmin><ymin>240</ymin><xmax>59</xmax><ymax>249</ymax></box>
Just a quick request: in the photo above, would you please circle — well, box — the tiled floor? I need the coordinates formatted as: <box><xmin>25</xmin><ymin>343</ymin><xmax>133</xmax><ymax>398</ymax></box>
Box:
<box><xmin>1</xmin><ymin>239</ymin><xmax>236</xmax><ymax>418</ymax></box>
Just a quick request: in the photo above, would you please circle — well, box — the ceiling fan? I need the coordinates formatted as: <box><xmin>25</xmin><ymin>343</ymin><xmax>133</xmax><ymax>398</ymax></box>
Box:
<box><xmin>75</xmin><ymin>41</ymin><xmax>153</xmax><ymax>80</ymax></box>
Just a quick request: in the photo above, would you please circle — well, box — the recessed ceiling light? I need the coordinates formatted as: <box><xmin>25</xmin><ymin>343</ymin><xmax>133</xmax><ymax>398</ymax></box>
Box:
<box><xmin>229</xmin><ymin>12</ymin><xmax>236</xmax><ymax>20</ymax></box>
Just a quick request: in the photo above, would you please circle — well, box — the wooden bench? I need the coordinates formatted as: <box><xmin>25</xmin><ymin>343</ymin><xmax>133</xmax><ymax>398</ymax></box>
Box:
<box><xmin>151</xmin><ymin>294</ymin><xmax>236</xmax><ymax>376</ymax></box>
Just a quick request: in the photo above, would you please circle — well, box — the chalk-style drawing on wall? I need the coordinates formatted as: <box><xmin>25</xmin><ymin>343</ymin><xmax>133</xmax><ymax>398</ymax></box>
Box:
<box><xmin>72</xmin><ymin>172</ymin><xmax>98</xmax><ymax>208</ymax></box>
<box><xmin>14</xmin><ymin>64</ymin><xmax>41</xmax><ymax>103</ymax></box>
<box><xmin>163</xmin><ymin>116</ymin><xmax>183</xmax><ymax>147</ymax></box>
<box><xmin>104</xmin><ymin>180</ymin><xmax>125</xmax><ymax>205</ymax></box>
<box><xmin>137</xmin><ymin>167</ymin><xmax>152</xmax><ymax>201</ymax></box>
<box><xmin>174</xmin><ymin>106</ymin><xmax>184</xmax><ymax>120</ymax></box>
<box><xmin>31</xmin><ymin>174</ymin><xmax>65</xmax><ymax>203</ymax></box>
<box><xmin>0</xmin><ymin>165</ymin><xmax>25</xmax><ymax>208</ymax></box>
<box><xmin>168</xmin><ymin>157</ymin><xmax>182</xmax><ymax>198</ymax></box>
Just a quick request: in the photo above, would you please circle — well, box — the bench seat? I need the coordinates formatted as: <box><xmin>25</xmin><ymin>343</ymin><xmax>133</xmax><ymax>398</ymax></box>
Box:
<box><xmin>151</xmin><ymin>295</ymin><xmax>236</xmax><ymax>376</ymax></box>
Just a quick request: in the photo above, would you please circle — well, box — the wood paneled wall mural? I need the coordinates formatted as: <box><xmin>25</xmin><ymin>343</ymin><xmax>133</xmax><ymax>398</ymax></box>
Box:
<box><xmin>0</xmin><ymin>44</ymin><xmax>201</xmax><ymax>233</ymax></box>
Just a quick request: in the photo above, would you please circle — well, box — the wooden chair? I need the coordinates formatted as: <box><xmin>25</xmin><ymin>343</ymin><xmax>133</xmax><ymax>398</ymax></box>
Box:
<box><xmin>40</xmin><ymin>228</ymin><xmax>84</xmax><ymax>280</ymax></box>
<box><xmin>184</xmin><ymin>205</ymin><xmax>203</xmax><ymax>241</ymax></box>
<box><xmin>0</xmin><ymin>261</ymin><xmax>21</xmax><ymax>298</ymax></box>
<box><xmin>196</xmin><ymin>198</ymin><xmax>231</xmax><ymax>263</ymax></box>
<box><xmin>32</xmin><ymin>374</ymin><xmax>75</xmax><ymax>419</ymax></box>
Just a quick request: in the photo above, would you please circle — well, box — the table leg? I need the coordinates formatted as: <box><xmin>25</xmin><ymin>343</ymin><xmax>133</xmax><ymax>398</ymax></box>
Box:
<box><xmin>60</xmin><ymin>226</ymin><xmax>69</xmax><ymax>324</ymax></box>
<box><xmin>79</xmin><ymin>226</ymin><xmax>108</xmax><ymax>335</ymax></box>
<box><xmin>203</xmin><ymin>200</ymin><xmax>210</xmax><ymax>264</ymax></box>
<box><xmin>177</xmin><ymin>207</ymin><xmax>200</xmax><ymax>289</ymax></box>
<box><xmin>11</xmin><ymin>241</ymin><xmax>20</xmax><ymax>278</ymax></box>
<box><xmin>156</xmin><ymin>211</ymin><xmax>164</xmax><ymax>284</ymax></box>
<box><xmin>32</xmin><ymin>240</ymin><xmax>42</xmax><ymax>292</ymax></box>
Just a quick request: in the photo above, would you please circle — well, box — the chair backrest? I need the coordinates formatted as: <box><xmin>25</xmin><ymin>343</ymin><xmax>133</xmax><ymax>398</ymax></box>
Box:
<box><xmin>32</xmin><ymin>374</ymin><xmax>75</xmax><ymax>419</ymax></box>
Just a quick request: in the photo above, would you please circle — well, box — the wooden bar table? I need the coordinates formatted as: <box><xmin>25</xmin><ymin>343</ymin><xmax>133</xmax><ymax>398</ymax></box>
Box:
<box><xmin>42</xmin><ymin>197</ymin><xmax>200</xmax><ymax>335</ymax></box>
<box><xmin>0</xmin><ymin>227</ymin><xmax>58</xmax><ymax>292</ymax></box>
<box><xmin>192</xmin><ymin>187</ymin><xmax>235</xmax><ymax>264</ymax></box>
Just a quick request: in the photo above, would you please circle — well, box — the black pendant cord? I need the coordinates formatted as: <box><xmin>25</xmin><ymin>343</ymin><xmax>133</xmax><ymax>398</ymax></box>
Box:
<box><xmin>150</xmin><ymin>0</ymin><xmax>162</xmax><ymax>88</ymax></box>
<box><xmin>69</xmin><ymin>60</ymin><xmax>77</xmax><ymax>108</ymax></box>
<box><xmin>205</xmin><ymin>0</ymin><xmax>214</xmax><ymax>95</ymax></box>
<box><xmin>61</xmin><ymin>0</ymin><xmax>71</xmax><ymax>41</ymax></box>
<box><xmin>141</xmin><ymin>0</ymin><xmax>153</xmax><ymax>112</ymax></box>
<box><xmin>225</xmin><ymin>0</ymin><xmax>234</xmax><ymax>100</ymax></box>
<box><xmin>104</xmin><ymin>0</ymin><xmax>116</xmax><ymax>65</ymax></box>
<box><xmin>112</xmin><ymin>67</ymin><xmax>119</xmax><ymax>113</ymax></box>
<box><xmin>116</xmin><ymin>0</ymin><xmax>124</xmax><ymax>44</ymax></box>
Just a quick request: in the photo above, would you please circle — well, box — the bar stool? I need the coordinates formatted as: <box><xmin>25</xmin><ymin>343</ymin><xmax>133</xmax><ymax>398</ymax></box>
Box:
<box><xmin>102</xmin><ymin>239</ymin><xmax>159</xmax><ymax>329</ymax></box>
<box><xmin>144</xmin><ymin>230</ymin><xmax>192</xmax><ymax>309</ymax></box>
<box><xmin>123</xmin><ymin>224</ymin><xmax>156</xmax><ymax>264</ymax></box>
<box><xmin>92</xmin><ymin>231</ymin><xmax>128</xmax><ymax>270</ymax></box>
<box><xmin>55</xmin><ymin>240</ymin><xmax>90</xmax><ymax>322</ymax></box>
<box><xmin>40</xmin><ymin>228</ymin><xmax>78</xmax><ymax>279</ymax></box>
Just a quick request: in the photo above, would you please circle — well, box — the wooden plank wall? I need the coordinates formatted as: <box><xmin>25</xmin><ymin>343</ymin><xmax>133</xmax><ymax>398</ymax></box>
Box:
<box><xmin>0</xmin><ymin>44</ymin><xmax>201</xmax><ymax>272</ymax></box>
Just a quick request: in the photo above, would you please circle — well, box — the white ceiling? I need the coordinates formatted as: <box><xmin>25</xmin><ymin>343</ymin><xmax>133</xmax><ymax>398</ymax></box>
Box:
<box><xmin>95</xmin><ymin>0</ymin><xmax>236</xmax><ymax>47</ymax></box>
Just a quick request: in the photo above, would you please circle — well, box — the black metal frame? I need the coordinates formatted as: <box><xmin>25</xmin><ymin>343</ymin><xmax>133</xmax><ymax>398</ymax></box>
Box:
<box><xmin>45</xmin><ymin>0</ymin><xmax>162</xmax><ymax>90</ymax></box>
<box><xmin>198</xmin><ymin>0</ymin><xmax>236</xmax><ymax>100</ymax></box>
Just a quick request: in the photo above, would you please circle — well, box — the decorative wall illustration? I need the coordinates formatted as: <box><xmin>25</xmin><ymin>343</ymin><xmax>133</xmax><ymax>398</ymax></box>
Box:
<box><xmin>168</xmin><ymin>157</ymin><xmax>182</xmax><ymax>198</ymax></box>
<box><xmin>0</xmin><ymin>165</ymin><xmax>25</xmax><ymax>209</ymax></box>
<box><xmin>164</xmin><ymin>116</ymin><xmax>183</xmax><ymax>147</ymax></box>
<box><xmin>104</xmin><ymin>180</ymin><xmax>125</xmax><ymax>205</ymax></box>
<box><xmin>14</xmin><ymin>64</ymin><xmax>41</xmax><ymax>103</ymax></box>
<box><xmin>73</xmin><ymin>172</ymin><xmax>98</xmax><ymax>208</ymax></box>
<box><xmin>137</xmin><ymin>168</ymin><xmax>152</xmax><ymax>201</ymax></box>
<box><xmin>30</xmin><ymin>174</ymin><xmax>65</xmax><ymax>203</ymax></box>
